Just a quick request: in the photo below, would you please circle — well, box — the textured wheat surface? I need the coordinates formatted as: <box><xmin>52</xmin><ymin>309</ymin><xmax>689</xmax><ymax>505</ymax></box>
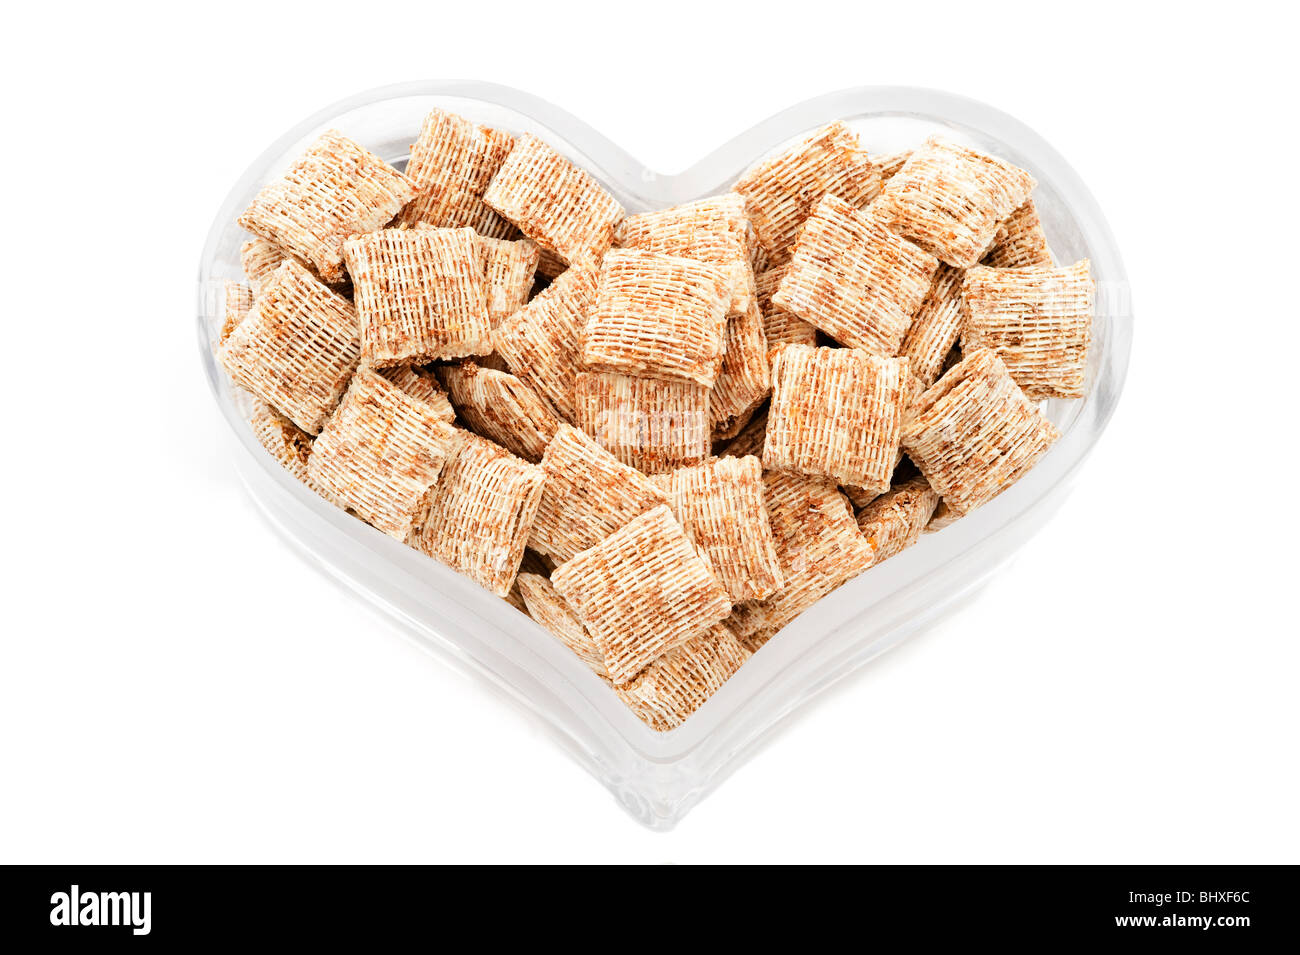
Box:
<box><xmin>237</xmin><ymin>130</ymin><xmax>415</xmax><ymax>283</ymax></box>
<box><xmin>437</xmin><ymin>362</ymin><xmax>561</xmax><ymax>463</ymax></box>
<box><xmin>397</xmin><ymin>108</ymin><xmax>518</xmax><ymax>239</ymax></box>
<box><xmin>492</xmin><ymin>265</ymin><xmax>599</xmax><ymax>424</ymax></box>
<box><xmin>961</xmin><ymin>260</ymin><xmax>1093</xmax><ymax>399</ymax></box>
<box><xmin>574</xmin><ymin>371</ymin><xmax>711</xmax><ymax>474</ymax></box>
<box><xmin>765</xmin><ymin>344</ymin><xmax>909</xmax><ymax>493</ymax></box>
<box><xmin>772</xmin><ymin>195</ymin><xmax>939</xmax><ymax>356</ymax></box>
<box><xmin>417</xmin><ymin>431</ymin><xmax>546</xmax><ymax>597</ymax></box>
<box><xmin>582</xmin><ymin>248</ymin><xmax>730</xmax><ymax>388</ymax></box>
<box><xmin>307</xmin><ymin>369</ymin><xmax>461</xmax><ymax>540</ymax></box>
<box><xmin>902</xmin><ymin>347</ymin><xmax>1060</xmax><ymax>515</ymax></box>
<box><xmin>873</xmin><ymin>137</ymin><xmax>1036</xmax><ymax>268</ymax></box>
<box><xmin>217</xmin><ymin>260</ymin><xmax>361</xmax><ymax>435</ymax></box>
<box><xmin>344</xmin><ymin>226</ymin><xmax>491</xmax><ymax>366</ymax></box>
<box><xmin>483</xmin><ymin>134</ymin><xmax>624</xmax><ymax>267</ymax></box>
<box><xmin>529</xmin><ymin>424</ymin><xmax>667</xmax><ymax>562</ymax></box>
<box><xmin>550</xmin><ymin>505</ymin><xmax>732</xmax><ymax>685</ymax></box>
<box><xmin>734</xmin><ymin>121</ymin><xmax>882</xmax><ymax>266</ymax></box>
<box><xmin>652</xmin><ymin>455</ymin><xmax>784</xmax><ymax>604</ymax></box>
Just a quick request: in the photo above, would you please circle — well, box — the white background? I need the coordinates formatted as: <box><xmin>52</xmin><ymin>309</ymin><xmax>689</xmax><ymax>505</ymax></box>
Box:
<box><xmin>1</xmin><ymin>1</ymin><xmax>1297</xmax><ymax>863</ymax></box>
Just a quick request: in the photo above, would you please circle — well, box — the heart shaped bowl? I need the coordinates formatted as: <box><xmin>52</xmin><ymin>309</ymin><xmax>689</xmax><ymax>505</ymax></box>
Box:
<box><xmin>197</xmin><ymin>81</ymin><xmax>1131</xmax><ymax>829</ymax></box>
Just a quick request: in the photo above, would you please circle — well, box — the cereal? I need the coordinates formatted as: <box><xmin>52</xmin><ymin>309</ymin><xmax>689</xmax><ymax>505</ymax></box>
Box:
<box><xmin>582</xmin><ymin>248</ymin><xmax>730</xmax><ymax>388</ymax></box>
<box><xmin>709</xmin><ymin>298</ymin><xmax>771</xmax><ymax>438</ymax></box>
<box><xmin>515</xmin><ymin>572</ymin><xmax>609</xmax><ymax>680</ymax></box>
<box><xmin>764</xmin><ymin>345</ymin><xmax>909</xmax><ymax>494</ymax></box>
<box><xmin>240</xmin><ymin>238</ymin><xmax>288</xmax><ymax>290</ymax></box>
<box><xmin>982</xmin><ymin>199</ymin><xmax>1052</xmax><ymax>269</ymax></box>
<box><xmin>344</xmin><ymin>226</ymin><xmax>491</xmax><ymax>366</ymax></box>
<box><xmin>652</xmin><ymin>455</ymin><xmax>784</xmax><ymax>603</ymax></box>
<box><xmin>217</xmin><ymin>260</ymin><xmax>361</xmax><ymax>434</ymax></box>
<box><xmin>492</xmin><ymin>264</ymin><xmax>599</xmax><ymax>423</ymax></box>
<box><xmin>248</xmin><ymin>400</ymin><xmax>334</xmax><ymax>502</ymax></box>
<box><xmin>483</xmin><ymin>134</ymin><xmax>624</xmax><ymax>267</ymax></box>
<box><xmin>478</xmin><ymin>235</ymin><xmax>541</xmax><ymax>326</ymax></box>
<box><xmin>222</xmin><ymin>108</ymin><xmax>1094</xmax><ymax>730</ymax></box>
<box><xmin>550</xmin><ymin>505</ymin><xmax>732</xmax><ymax>685</ymax></box>
<box><xmin>437</xmin><ymin>362</ymin><xmax>561</xmax><ymax>463</ymax></box>
<box><xmin>772</xmin><ymin>195</ymin><xmax>938</xmax><ymax>356</ymax></box>
<box><xmin>755</xmin><ymin>265</ymin><xmax>818</xmax><ymax>348</ymax></box>
<box><xmin>902</xmin><ymin>347</ymin><xmax>1060</xmax><ymax>515</ymax></box>
<box><xmin>529</xmin><ymin>424</ymin><xmax>668</xmax><ymax>562</ymax></box>
<box><xmin>237</xmin><ymin>130</ymin><xmax>416</xmax><ymax>283</ymax></box>
<box><xmin>734</xmin><ymin>121</ymin><xmax>882</xmax><ymax>266</ymax></box>
<box><xmin>397</xmin><ymin>109</ymin><xmax>518</xmax><ymax>239</ymax></box>
<box><xmin>874</xmin><ymin>149</ymin><xmax>911</xmax><ymax>181</ymax></box>
<box><xmin>378</xmin><ymin>365</ymin><xmax>456</xmax><ymax>423</ymax></box>
<box><xmin>616</xmin><ymin>193</ymin><xmax>755</xmax><ymax>312</ymax></box>
<box><xmin>725</xmin><ymin>471</ymin><xmax>874</xmax><ymax>645</ymax></box>
<box><xmin>855</xmin><ymin>476</ymin><xmax>940</xmax><ymax>562</ymax></box>
<box><xmin>307</xmin><ymin>368</ymin><xmax>461</xmax><ymax>540</ymax></box>
<box><xmin>718</xmin><ymin>407</ymin><xmax>767</xmax><ymax>460</ymax></box>
<box><xmin>221</xmin><ymin>282</ymin><xmax>254</xmax><ymax>344</ymax></box>
<box><xmin>899</xmin><ymin>264</ymin><xmax>966</xmax><ymax>386</ymax></box>
<box><xmin>417</xmin><ymin>431</ymin><xmax>546</xmax><ymax>596</ymax></box>
<box><xmin>925</xmin><ymin>500</ymin><xmax>961</xmax><ymax>533</ymax></box>
<box><xmin>615</xmin><ymin>625</ymin><xmax>750</xmax><ymax>730</ymax></box>
<box><xmin>574</xmin><ymin>371</ymin><xmax>711</xmax><ymax>474</ymax></box>
<box><xmin>961</xmin><ymin>260</ymin><xmax>1093</xmax><ymax>399</ymax></box>
<box><xmin>874</xmin><ymin>137</ymin><xmax>1036</xmax><ymax>268</ymax></box>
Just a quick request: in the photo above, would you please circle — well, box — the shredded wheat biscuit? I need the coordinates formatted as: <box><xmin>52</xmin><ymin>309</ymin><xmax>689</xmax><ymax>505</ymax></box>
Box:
<box><xmin>221</xmin><ymin>282</ymin><xmax>254</xmax><ymax>344</ymax></box>
<box><xmin>437</xmin><ymin>362</ymin><xmax>561</xmax><ymax>463</ymax></box>
<box><xmin>217</xmin><ymin>260</ymin><xmax>361</xmax><ymax>434</ymax></box>
<box><xmin>710</xmin><ymin>298</ymin><xmax>771</xmax><ymax>437</ymax></box>
<box><xmin>515</xmin><ymin>572</ymin><xmax>609</xmax><ymax>680</ymax></box>
<box><xmin>248</xmin><ymin>400</ymin><xmax>336</xmax><ymax>502</ymax></box>
<box><xmin>772</xmin><ymin>195</ymin><xmax>939</xmax><ymax>356</ymax></box>
<box><xmin>574</xmin><ymin>372</ymin><xmax>710</xmax><ymax>474</ymax></box>
<box><xmin>855</xmin><ymin>476</ymin><xmax>940</xmax><ymax>562</ymax></box>
<box><xmin>237</xmin><ymin>130</ymin><xmax>415</xmax><ymax>283</ymax></box>
<box><xmin>616</xmin><ymin>194</ymin><xmax>755</xmax><ymax>312</ymax></box>
<box><xmin>899</xmin><ymin>264</ymin><xmax>966</xmax><ymax>386</ymax></box>
<box><xmin>397</xmin><ymin>109</ymin><xmax>518</xmax><ymax>238</ymax></box>
<box><xmin>755</xmin><ymin>265</ymin><xmax>818</xmax><ymax>348</ymax></box>
<box><xmin>874</xmin><ymin>137</ymin><xmax>1036</xmax><ymax>268</ymax></box>
<box><xmin>492</xmin><ymin>265</ymin><xmax>599</xmax><ymax>423</ymax></box>
<box><xmin>653</xmin><ymin>455</ymin><xmax>784</xmax><ymax>603</ymax></box>
<box><xmin>734</xmin><ymin>121</ymin><xmax>882</xmax><ymax>266</ymax></box>
<box><xmin>344</xmin><ymin>226</ymin><xmax>491</xmax><ymax>366</ymax></box>
<box><xmin>901</xmin><ymin>347</ymin><xmax>1059</xmax><ymax>515</ymax></box>
<box><xmin>764</xmin><ymin>345</ymin><xmax>909</xmax><ymax>493</ymax></box>
<box><xmin>961</xmin><ymin>260</ymin><xmax>1093</xmax><ymax>399</ymax></box>
<box><xmin>615</xmin><ymin>625</ymin><xmax>750</xmax><ymax>731</ymax></box>
<box><xmin>582</xmin><ymin>248</ymin><xmax>730</xmax><ymax>387</ymax></box>
<box><xmin>982</xmin><ymin>199</ymin><xmax>1052</xmax><ymax>269</ymax></box>
<box><xmin>478</xmin><ymin>235</ymin><xmax>541</xmax><ymax>327</ymax></box>
<box><xmin>378</xmin><ymin>365</ymin><xmax>456</xmax><ymax>423</ymax></box>
<box><xmin>416</xmin><ymin>431</ymin><xmax>546</xmax><ymax>596</ymax></box>
<box><xmin>726</xmin><ymin>471</ymin><xmax>874</xmax><ymax>645</ymax></box>
<box><xmin>529</xmin><ymin>424</ymin><xmax>667</xmax><ymax>562</ymax></box>
<box><xmin>550</xmin><ymin>505</ymin><xmax>731</xmax><ymax>685</ymax></box>
<box><xmin>307</xmin><ymin>368</ymin><xmax>461</xmax><ymax>539</ymax></box>
<box><xmin>483</xmin><ymin>134</ymin><xmax>624</xmax><ymax>267</ymax></box>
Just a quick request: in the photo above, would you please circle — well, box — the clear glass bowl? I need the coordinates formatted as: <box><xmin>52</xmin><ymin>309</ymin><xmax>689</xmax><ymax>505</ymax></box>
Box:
<box><xmin>196</xmin><ymin>81</ymin><xmax>1132</xmax><ymax>830</ymax></box>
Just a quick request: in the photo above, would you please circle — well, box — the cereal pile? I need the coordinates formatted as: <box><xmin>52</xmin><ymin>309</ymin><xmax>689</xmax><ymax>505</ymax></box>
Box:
<box><xmin>217</xmin><ymin>110</ymin><xmax>1093</xmax><ymax>731</ymax></box>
